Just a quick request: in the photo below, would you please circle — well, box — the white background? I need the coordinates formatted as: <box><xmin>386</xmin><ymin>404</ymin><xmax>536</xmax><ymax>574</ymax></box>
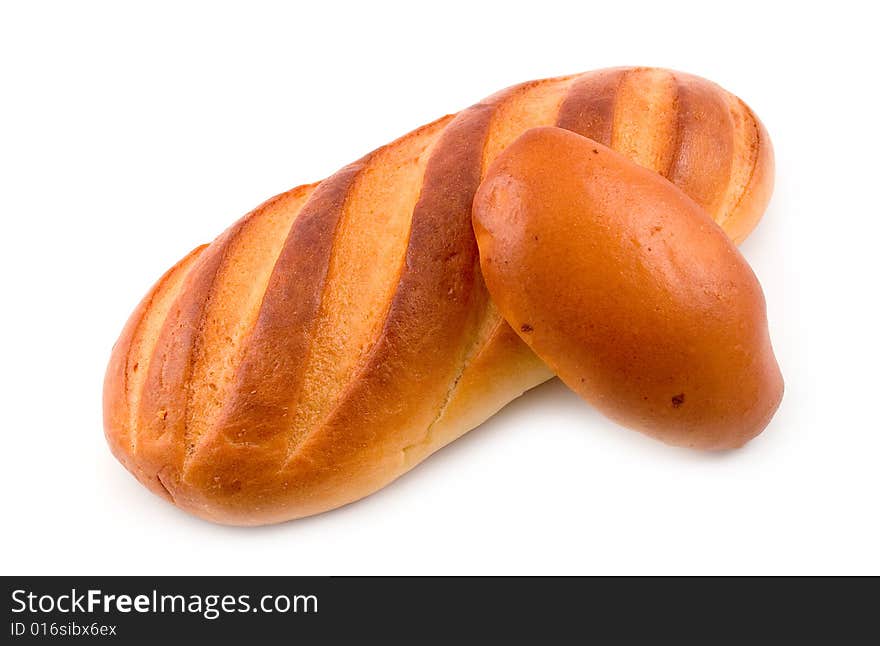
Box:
<box><xmin>2</xmin><ymin>1</ymin><xmax>877</xmax><ymax>575</ymax></box>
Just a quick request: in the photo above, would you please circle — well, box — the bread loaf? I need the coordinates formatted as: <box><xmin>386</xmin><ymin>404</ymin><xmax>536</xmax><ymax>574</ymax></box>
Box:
<box><xmin>103</xmin><ymin>67</ymin><xmax>775</xmax><ymax>525</ymax></box>
<box><xmin>473</xmin><ymin>127</ymin><xmax>783</xmax><ymax>449</ymax></box>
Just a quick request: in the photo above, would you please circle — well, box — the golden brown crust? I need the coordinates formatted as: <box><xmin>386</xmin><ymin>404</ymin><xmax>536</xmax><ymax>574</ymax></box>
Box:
<box><xmin>556</xmin><ymin>67</ymin><xmax>773</xmax><ymax>241</ymax></box>
<box><xmin>667</xmin><ymin>72</ymin><xmax>736</xmax><ymax>218</ymax></box>
<box><xmin>103</xmin><ymin>245</ymin><xmax>208</xmax><ymax>500</ymax></box>
<box><xmin>473</xmin><ymin>127</ymin><xmax>783</xmax><ymax>449</ymax></box>
<box><xmin>719</xmin><ymin>96</ymin><xmax>775</xmax><ymax>244</ymax></box>
<box><xmin>175</xmin><ymin>167</ymin><xmax>365</xmax><ymax>520</ymax></box>
<box><xmin>556</xmin><ymin>67</ymin><xmax>626</xmax><ymax>145</ymax></box>
<box><xmin>104</xmin><ymin>68</ymin><xmax>777</xmax><ymax>524</ymax></box>
<box><xmin>180</xmin><ymin>107</ymin><xmax>493</xmax><ymax>523</ymax></box>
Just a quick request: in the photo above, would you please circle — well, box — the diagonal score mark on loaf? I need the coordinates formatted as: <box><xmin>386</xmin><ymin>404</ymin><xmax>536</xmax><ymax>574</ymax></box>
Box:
<box><xmin>182</xmin><ymin>185</ymin><xmax>319</xmax><ymax>463</ymax></box>
<box><xmin>281</xmin><ymin>115</ymin><xmax>455</xmax><ymax>458</ymax></box>
<box><xmin>267</xmin><ymin>103</ymin><xmax>498</xmax><ymax>511</ymax></box>
<box><xmin>177</xmin><ymin>169</ymin><xmax>364</xmax><ymax>483</ymax></box>
<box><xmin>400</xmin><ymin>75</ymin><xmax>578</xmax><ymax>463</ymax></box>
<box><xmin>123</xmin><ymin>248</ymin><xmax>206</xmax><ymax>457</ymax></box>
<box><xmin>663</xmin><ymin>70</ymin><xmax>765</xmax><ymax>242</ymax></box>
<box><xmin>556</xmin><ymin>67</ymin><xmax>627</xmax><ymax>146</ymax></box>
<box><xmin>716</xmin><ymin>96</ymin><xmax>767</xmax><ymax>243</ymax></box>
<box><xmin>667</xmin><ymin>71</ymin><xmax>735</xmax><ymax>220</ymax></box>
<box><xmin>102</xmin><ymin>245</ymin><xmax>206</xmax><ymax>500</ymax></box>
<box><xmin>610</xmin><ymin>67</ymin><xmax>679</xmax><ymax>175</ymax></box>
<box><xmin>131</xmin><ymin>186</ymin><xmax>316</xmax><ymax>493</ymax></box>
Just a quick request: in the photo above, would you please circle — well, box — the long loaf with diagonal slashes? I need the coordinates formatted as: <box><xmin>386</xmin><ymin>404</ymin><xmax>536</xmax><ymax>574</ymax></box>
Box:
<box><xmin>103</xmin><ymin>67</ymin><xmax>774</xmax><ymax>525</ymax></box>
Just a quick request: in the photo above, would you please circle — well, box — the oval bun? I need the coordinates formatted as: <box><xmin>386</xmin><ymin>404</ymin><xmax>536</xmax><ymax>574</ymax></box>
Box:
<box><xmin>473</xmin><ymin>127</ymin><xmax>783</xmax><ymax>449</ymax></box>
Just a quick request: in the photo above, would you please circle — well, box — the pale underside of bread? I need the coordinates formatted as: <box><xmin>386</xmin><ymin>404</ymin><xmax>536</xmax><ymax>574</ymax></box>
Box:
<box><xmin>103</xmin><ymin>67</ymin><xmax>774</xmax><ymax>524</ymax></box>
